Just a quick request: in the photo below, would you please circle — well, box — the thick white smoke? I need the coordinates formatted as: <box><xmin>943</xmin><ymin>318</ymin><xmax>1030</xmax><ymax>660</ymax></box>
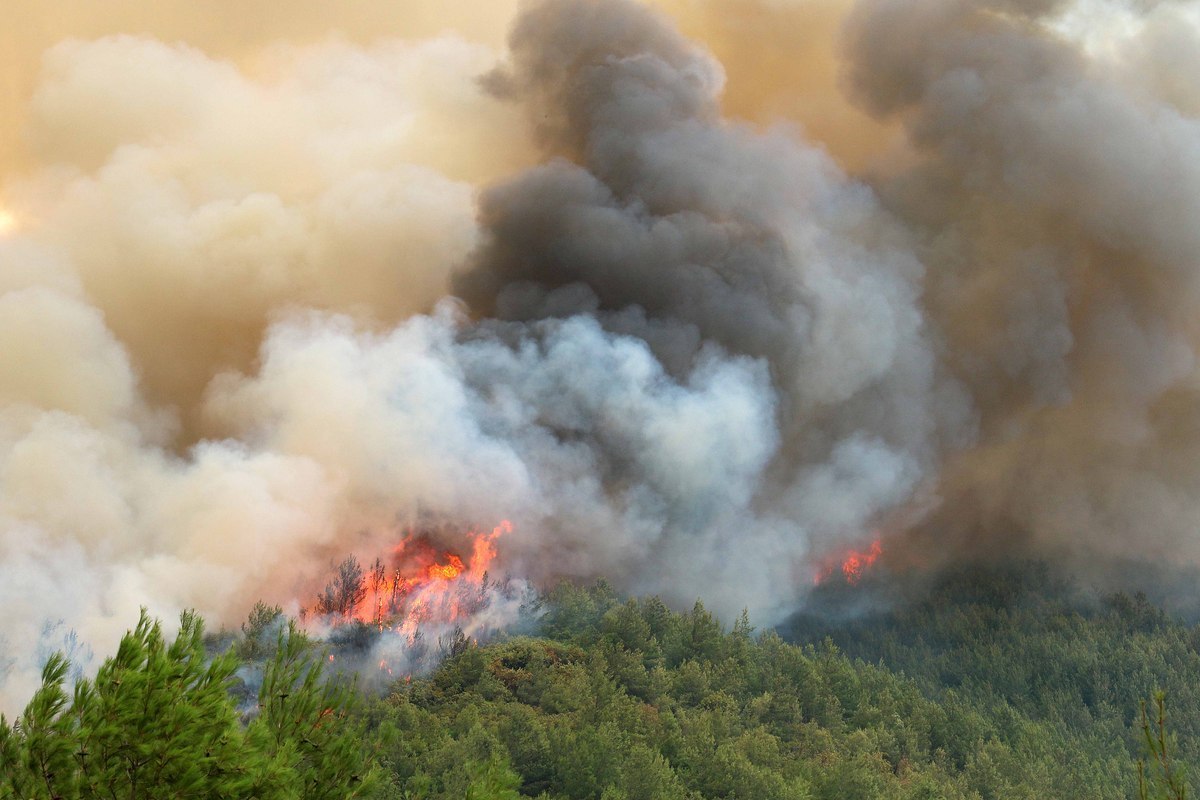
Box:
<box><xmin>3</xmin><ymin>0</ymin><xmax>1200</xmax><ymax>710</ymax></box>
<box><xmin>0</xmin><ymin>33</ymin><xmax>522</xmax><ymax>708</ymax></box>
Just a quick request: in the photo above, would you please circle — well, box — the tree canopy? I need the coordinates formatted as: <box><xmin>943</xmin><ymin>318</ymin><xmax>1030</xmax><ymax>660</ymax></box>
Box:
<box><xmin>0</xmin><ymin>610</ymin><xmax>378</xmax><ymax>800</ymax></box>
<box><xmin>3</xmin><ymin>569</ymin><xmax>1196</xmax><ymax>799</ymax></box>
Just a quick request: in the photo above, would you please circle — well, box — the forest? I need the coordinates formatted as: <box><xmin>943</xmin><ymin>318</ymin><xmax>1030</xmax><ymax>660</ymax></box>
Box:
<box><xmin>2</xmin><ymin>565</ymin><xmax>1196</xmax><ymax>800</ymax></box>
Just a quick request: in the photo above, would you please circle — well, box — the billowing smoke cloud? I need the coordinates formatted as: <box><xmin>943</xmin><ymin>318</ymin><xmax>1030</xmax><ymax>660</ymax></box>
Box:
<box><xmin>839</xmin><ymin>0</ymin><xmax>1200</xmax><ymax>573</ymax></box>
<box><xmin>0</xmin><ymin>30</ymin><xmax>525</xmax><ymax>708</ymax></box>
<box><xmin>3</xmin><ymin>0</ymin><xmax>1200</xmax><ymax>709</ymax></box>
<box><xmin>452</xmin><ymin>0</ymin><xmax>965</xmax><ymax>592</ymax></box>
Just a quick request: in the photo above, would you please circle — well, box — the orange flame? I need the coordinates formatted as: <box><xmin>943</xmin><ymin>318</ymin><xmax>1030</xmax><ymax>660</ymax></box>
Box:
<box><xmin>840</xmin><ymin>539</ymin><xmax>882</xmax><ymax>584</ymax></box>
<box><xmin>814</xmin><ymin>535</ymin><xmax>883</xmax><ymax>586</ymax></box>
<box><xmin>426</xmin><ymin>555</ymin><xmax>465</xmax><ymax>581</ymax></box>
<box><xmin>311</xmin><ymin>521</ymin><xmax>512</xmax><ymax>644</ymax></box>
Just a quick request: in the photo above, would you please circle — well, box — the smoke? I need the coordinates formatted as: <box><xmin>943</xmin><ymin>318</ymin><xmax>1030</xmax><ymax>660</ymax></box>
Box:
<box><xmin>3</xmin><ymin>0</ymin><xmax>1200</xmax><ymax>708</ymax></box>
<box><xmin>838</xmin><ymin>0</ymin><xmax>1200</xmax><ymax>573</ymax></box>
<box><xmin>0</xmin><ymin>28</ymin><xmax>526</xmax><ymax>709</ymax></box>
<box><xmin>453</xmin><ymin>0</ymin><xmax>965</xmax><ymax>600</ymax></box>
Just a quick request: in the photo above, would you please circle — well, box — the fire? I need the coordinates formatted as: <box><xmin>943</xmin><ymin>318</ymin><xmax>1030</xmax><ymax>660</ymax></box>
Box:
<box><xmin>840</xmin><ymin>539</ymin><xmax>882</xmax><ymax>584</ymax></box>
<box><xmin>814</xmin><ymin>535</ymin><xmax>884</xmax><ymax>586</ymax></box>
<box><xmin>426</xmin><ymin>555</ymin><xmax>464</xmax><ymax>580</ymax></box>
<box><xmin>307</xmin><ymin>520</ymin><xmax>512</xmax><ymax>644</ymax></box>
<box><xmin>0</xmin><ymin>209</ymin><xmax>16</xmax><ymax>236</ymax></box>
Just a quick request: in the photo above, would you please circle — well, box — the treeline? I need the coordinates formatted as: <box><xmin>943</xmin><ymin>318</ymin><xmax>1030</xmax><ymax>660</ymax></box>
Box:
<box><xmin>785</xmin><ymin>563</ymin><xmax>1200</xmax><ymax>797</ymax></box>
<box><xmin>365</xmin><ymin>581</ymin><xmax>1148</xmax><ymax>799</ymax></box>
<box><xmin>3</xmin><ymin>570</ymin><xmax>1195</xmax><ymax>799</ymax></box>
<box><xmin>1</xmin><ymin>611</ymin><xmax>379</xmax><ymax>800</ymax></box>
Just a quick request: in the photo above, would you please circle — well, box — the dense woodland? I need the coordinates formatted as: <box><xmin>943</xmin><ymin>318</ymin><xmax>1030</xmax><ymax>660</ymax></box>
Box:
<box><xmin>3</xmin><ymin>566</ymin><xmax>1197</xmax><ymax>799</ymax></box>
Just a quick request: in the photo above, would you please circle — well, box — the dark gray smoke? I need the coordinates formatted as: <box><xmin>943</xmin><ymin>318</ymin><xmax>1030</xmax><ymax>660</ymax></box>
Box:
<box><xmin>451</xmin><ymin>0</ymin><xmax>969</xmax><ymax>599</ymax></box>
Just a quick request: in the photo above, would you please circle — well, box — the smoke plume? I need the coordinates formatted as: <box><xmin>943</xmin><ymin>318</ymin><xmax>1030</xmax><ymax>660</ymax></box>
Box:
<box><xmin>2</xmin><ymin>0</ymin><xmax>1200</xmax><ymax>709</ymax></box>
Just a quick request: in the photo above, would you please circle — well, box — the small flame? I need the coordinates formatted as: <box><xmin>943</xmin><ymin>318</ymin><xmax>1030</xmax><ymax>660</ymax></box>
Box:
<box><xmin>840</xmin><ymin>539</ymin><xmax>882</xmax><ymax>585</ymax></box>
<box><xmin>0</xmin><ymin>209</ymin><xmax>17</xmax><ymax>236</ymax></box>
<box><xmin>814</xmin><ymin>535</ymin><xmax>884</xmax><ymax>586</ymax></box>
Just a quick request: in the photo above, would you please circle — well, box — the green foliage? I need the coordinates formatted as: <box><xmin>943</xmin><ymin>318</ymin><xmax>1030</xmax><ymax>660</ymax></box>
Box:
<box><xmin>358</xmin><ymin>583</ymin><xmax>1049</xmax><ymax>799</ymax></box>
<box><xmin>250</xmin><ymin>620</ymin><xmax>381</xmax><ymax>799</ymax></box>
<box><xmin>461</xmin><ymin>756</ymin><xmax>524</xmax><ymax>800</ymax></box>
<box><xmin>1139</xmin><ymin>692</ymin><xmax>1188</xmax><ymax>800</ymax></box>
<box><xmin>8</xmin><ymin>571</ymin><xmax>1198</xmax><ymax>800</ymax></box>
<box><xmin>0</xmin><ymin>609</ymin><xmax>378</xmax><ymax>800</ymax></box>
<box><xmin>237</xmin><ymin>601</ymin><xmax>284</xmax><ymax>661</ymax></box>
<box><xmin>789</xmin><ymin>564</ymin><xmax>1200</xmax><ymax>797</ymax></box>
<box><xmin>349</xmin><ymin>578</ymin><xmax>1200</xmax><ymax>800</ymax></box>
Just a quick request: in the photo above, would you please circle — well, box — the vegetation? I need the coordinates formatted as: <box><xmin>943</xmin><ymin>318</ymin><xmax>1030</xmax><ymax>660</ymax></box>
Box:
<box><xmin>0</xmin><ymin>610</ymin><xmax>378</xmax><ymax>800</ymax></box>
<box><xmin>363</xmin><ymin>580</ymin><xmax>1146</xmax><ymax>799</ymax></box>
<box><xmin>315</xmin><ymin>557</ymin><xmax>369</xmax><ymax>618</ymax></box>
<box><xmin>4</xmin><ymin>567</ymin><xmax>1199</xmax><ymax>799</ymax></box>
<box><xmin>786</xmin><ymin>563</ymin><xmax>1200</xmax><ymax>796</ymax></box>
<box><xmin>1139</xmin><ymin>692</ymin><xmax>1187</xmax><ymax>800</ymax></box>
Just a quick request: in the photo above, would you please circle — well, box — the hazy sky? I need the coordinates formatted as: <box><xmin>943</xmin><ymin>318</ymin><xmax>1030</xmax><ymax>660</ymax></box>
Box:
<box><xmin>0</xmin><ymin>0</ymin><xmax>900</xmax><ymax>183</ymax></box>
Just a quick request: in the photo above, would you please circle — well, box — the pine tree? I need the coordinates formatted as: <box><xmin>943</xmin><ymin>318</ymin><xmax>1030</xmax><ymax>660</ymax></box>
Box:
<box><xmin>1139</xmin><ymin>692</ymin><xmax>1189</xmax><ymax>800</ymax></box>
<box><xmin>237</xmin><ymin>601</ymin><xmax>284</xmax><ymax>661</ymax></box>
<box><xmin>0</xmin><ymin>610</ymin><xmax>379</xmax><ymax>800</ymax></box>
<box><xmin>249</xmin><ymin>621</ymin><xmax>379</xmax><ymax>800</ymax></box>
<box><xmin>315</xmin><ymin>557</ymin><xmax>368</xmax><ymax>618</ymax></box>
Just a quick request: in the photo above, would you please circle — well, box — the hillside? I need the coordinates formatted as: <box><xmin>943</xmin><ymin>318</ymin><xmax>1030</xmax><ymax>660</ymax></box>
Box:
<box><xmin>5</xmin><ymin>572</ymin><xmax>1195</xmax><ymax>799</ymax></box>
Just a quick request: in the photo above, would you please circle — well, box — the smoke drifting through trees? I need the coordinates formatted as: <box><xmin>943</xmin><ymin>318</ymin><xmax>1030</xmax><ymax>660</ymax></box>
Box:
<box><xmin>2</xmin><ymin>0</ymin><xmax>1200</xmax><ymax>709</ymax></box>
<box><xmin>314</xmin><ymin>558</ymin><xmax>368</xmax><ymax>619</ymax></box>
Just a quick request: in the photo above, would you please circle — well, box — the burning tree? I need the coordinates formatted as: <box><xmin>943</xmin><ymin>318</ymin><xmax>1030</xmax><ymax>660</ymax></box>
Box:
<box><xmin>813</xmin><ymin>536</ymin><xmax>885</xmax><ymax>586</ymax></box>
<box><xmin>301</xmin><ymin>521</ymin><xmax>519</xmax><ymax>678</ymax></box>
